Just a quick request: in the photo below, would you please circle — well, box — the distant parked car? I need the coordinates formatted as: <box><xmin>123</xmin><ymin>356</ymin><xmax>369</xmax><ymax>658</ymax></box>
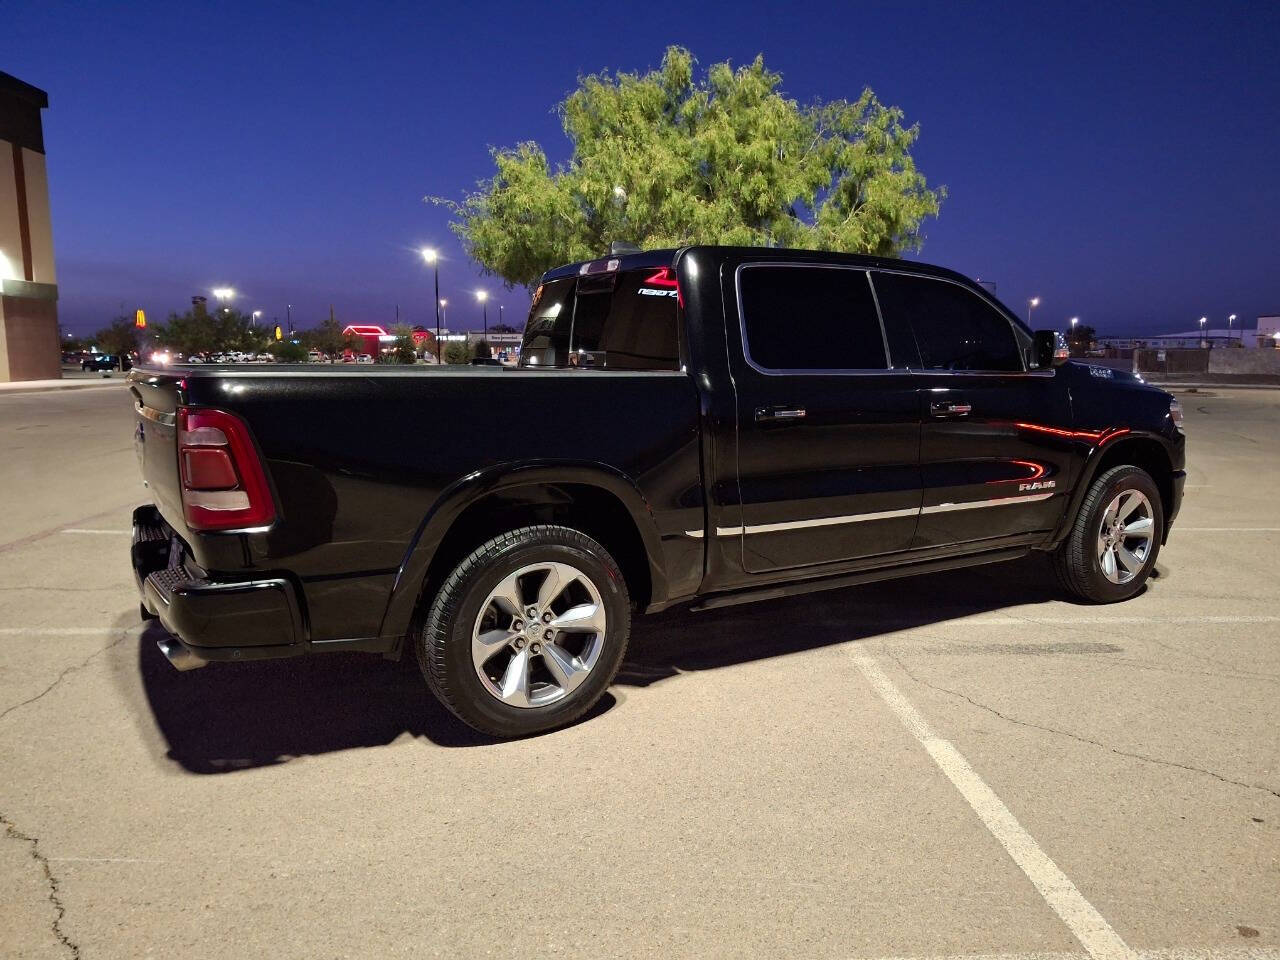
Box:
<box><xmin>82</xmin><ymin>354</ymin><xmax>130</xmax><ymax>372</ymax></box>
<box><xmin>356</xmin><ymin>354</ymin><xmax>374</xmax><ymax>364</ymax></box>
<box><xmin>470</xmin><ymin>356</ymin><xmax>502</xmax><ymax>366</ymax></box>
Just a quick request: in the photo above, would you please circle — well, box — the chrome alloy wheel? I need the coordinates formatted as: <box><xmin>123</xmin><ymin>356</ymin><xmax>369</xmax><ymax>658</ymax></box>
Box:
<box><xmin>1096</xmin><ymin>490</ymin><xmax>1156</xmax><ymax>585</ymax></box>
<box><xmin>471</xmin><ymin>561</ymin><xmax>607</xmax><ymax>708</ymax></box>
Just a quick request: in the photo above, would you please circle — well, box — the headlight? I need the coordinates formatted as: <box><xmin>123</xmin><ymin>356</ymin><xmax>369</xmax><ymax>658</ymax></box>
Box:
<box><xmin>1169</xmin><ymin>399</ymin><xmax>1183</xmax><ymax>429</ymax></box>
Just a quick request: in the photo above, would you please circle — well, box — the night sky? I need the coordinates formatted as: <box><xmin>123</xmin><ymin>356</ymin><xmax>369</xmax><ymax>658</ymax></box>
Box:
<box><xmin>8</xmin><ymin>0</ymin><xmax>1278</xmax><ymax>337</ymax></box>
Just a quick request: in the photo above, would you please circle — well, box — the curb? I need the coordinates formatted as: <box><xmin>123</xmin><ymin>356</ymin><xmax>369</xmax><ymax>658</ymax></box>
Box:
<box><xmin>0</xmin><ymin>380</ymin><xmax>130</xmax><ymax>396</ymax></box>
<box><xmin>1147</xmin><ymin>381</ymin><xmax>1280</xmax><ymax>391</ymax></box>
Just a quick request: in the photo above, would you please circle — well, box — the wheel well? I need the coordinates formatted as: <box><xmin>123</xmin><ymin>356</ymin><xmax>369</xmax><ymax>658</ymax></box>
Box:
<box><xmin>416</xmin><ymin>483</ymin><xmax>653</xmax><ymax>625</ymax></box>
<box><xmin>1092</xmin><ymin>437</ymin><xmax>1174</xmax><ymax>520</ymax></box>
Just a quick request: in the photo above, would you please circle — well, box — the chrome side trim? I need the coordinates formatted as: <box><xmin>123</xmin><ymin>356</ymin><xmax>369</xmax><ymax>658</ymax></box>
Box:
<box><xmin>921</xmin><ymin>492</ymin><xmax>1055</xmax><ymax>514</ymax></box>
<box><xmin>685</xmin><ymin>491</ymin><xmax>1055</xmax><ymax>538</ymax></box>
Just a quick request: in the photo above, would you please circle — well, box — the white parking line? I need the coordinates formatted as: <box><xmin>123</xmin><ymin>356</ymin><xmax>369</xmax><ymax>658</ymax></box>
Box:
<box><xmin>1178</xmin><ymin>527</ymin><xmax>1280</xmax><ymax>532</ymax></box>
<box><xmin>959</xmin><ymin>615</ymin><xmax>1280</xmax><ymax>626</ymax></box>
<box><xmin>60</xmin><ymin>528</ymin><xmax>131</xmax><ymax>535</ymax></box>
<box><xmin>858</xmin><ymin>951</ymin><xmax>1280</xmax><ymax>960</ymax></box>
<box><xmin>0</xmin><ymin>627</ymin><xmax>132</xmax><ymax>636</ymax></box>
<box><xmin>853</xmin><ymin>654</ymin><xmax>1137</xmax><ymax>960</ymax></box>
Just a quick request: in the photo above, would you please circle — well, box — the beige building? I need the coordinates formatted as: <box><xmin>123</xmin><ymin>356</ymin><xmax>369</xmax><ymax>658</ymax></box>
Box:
<box><xmin>0</xmin><ymin>72</ymin><xmax>58</xmax><ymax>382</ymax></box>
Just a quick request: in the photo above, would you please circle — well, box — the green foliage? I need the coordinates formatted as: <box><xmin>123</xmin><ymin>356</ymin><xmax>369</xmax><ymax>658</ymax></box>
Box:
<box><xmin>444</xmin><ymin>341</ymin><xmax>472</xmax><ymax>365</ymax></box>
<box><xmin>380</xmin><ymin>324</ymin><xmax>419</xmax><ymax>364</ymax></box>
<box><xmin>304</xmin><ymin>313</ymin><xmax>347</xmax><ymax>359</ymax></box>
<box><xmin>91</xmin><ymin>316</ymin><xmax>140</xmax><ymax>357</ymax></box>
<box><xmin>153</xmin><ymin>308</ymin><xmax>267</xmax><ymax>356</ymax></box>
<box><xmin>472</xmin><ymin>339</ymin><xmax>493</xmax><ymax>360</ymax></box>
<box><xmin>268</xmin><ymin>340</ymin><xmax>308</xmax><ymax>362</ymax></box>
<box><xmin>436</xmin><ymin>46</ymin><xmax>945</xmax><ymax>287</ymax></box>
<box><xmin>1067</xmin><ymin>324</ymin><xmax>1097</xmax><ymax>357</ymax></box>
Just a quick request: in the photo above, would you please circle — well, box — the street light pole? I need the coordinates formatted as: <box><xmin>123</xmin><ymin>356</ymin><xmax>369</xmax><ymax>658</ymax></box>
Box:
<box><xmin>422</xmin><ymin>248</ymin><xmax>441</xmax><ymax>363</ymax></box>
<box><xmin>286</xmin><ymin>303</ymin><xmax>293</xmax><ymax>334</ymax></box>
<box><xmin>1228</xmin><ymin>314</ymin><xmax>1237</xmax><ymax>343</ymax></box>
<box><xmin>1027</xmin><ymin>296</ymin><xmax>1040</xmax><ymax>326</ymax></box>
<box><xmin>476</xmin><ymin>290</ymin><xmax>489</xmax><ymax>343</ymax></box>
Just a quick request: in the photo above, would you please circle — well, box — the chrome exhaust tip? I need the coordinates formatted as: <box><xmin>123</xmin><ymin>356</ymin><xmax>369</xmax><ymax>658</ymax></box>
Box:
<box><xmin>156</xmin><ymin>636</ymin><xmax>208</xmax><ymax>671</ymax></box>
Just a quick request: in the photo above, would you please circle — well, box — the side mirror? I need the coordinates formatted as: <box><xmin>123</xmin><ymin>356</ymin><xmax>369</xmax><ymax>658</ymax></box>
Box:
<box><xmin>1034</xmin><ymin>330</ymin><xmax>1070</xmax><ymax>368</ymax></box>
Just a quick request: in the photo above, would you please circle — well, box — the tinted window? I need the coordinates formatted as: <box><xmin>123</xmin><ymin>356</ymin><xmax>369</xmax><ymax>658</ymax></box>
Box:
<box><xmin>520</xmin><ymin>278</ymin><xmax>575</xmax><ymax>367</ymax></box>
<box><xmin>738</xmin><ymin>266</ymin><xmax>887</xmax><ymax>371</ymax></box>
<box><xmin>873</xmin><ymin>272</ymin><xmax>1022</xmax><ymax>372</ymax></box>
<box><xmin>520</xmin><ymin>269</ymin><xmax>680</xmax><ymax>370</ymax></box>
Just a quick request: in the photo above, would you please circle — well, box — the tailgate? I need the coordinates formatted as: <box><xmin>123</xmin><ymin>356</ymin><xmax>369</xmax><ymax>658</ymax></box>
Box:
<box><xmin>127</xmin><ymin>370</ymin><xmax>186</xmax><ymax>532</ymax></box>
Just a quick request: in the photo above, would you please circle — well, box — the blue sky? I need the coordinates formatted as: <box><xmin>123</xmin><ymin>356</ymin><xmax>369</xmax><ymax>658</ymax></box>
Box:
<box><xmin>7</xmin><ymin>0</ymin><xmax>1278</xmax><ymax>336</ymax></box>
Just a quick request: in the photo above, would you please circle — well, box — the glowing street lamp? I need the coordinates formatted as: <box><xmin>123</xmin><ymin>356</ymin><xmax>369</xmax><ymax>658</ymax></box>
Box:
<box><xmin>476</xmin><ymin>289</ymin><xmax>489</xmax><ymax>340</ymax></box>
<box><xmin>421</xmin><ymin>248</ymin><xmax>442</xmax><ymax>363</ymax></box>
<box><xmin>212</xmin><ymin>287</ymin><xmax>235</xmax><ymax>314</ymax></box>
<box><xmin>1070</xmin><ymin>316</ymin><xmax>1079</xmax><ymax>329</ymax></box>
<box><xmin>251</xmin><ymin>310</ymin><xmax>262</xmax><ymax>326</ymax></box>
<box><xmin>1027</xmin><ymin>296</ymin><xmax>1040</xmax><ymax>325</ymax></box>
<box><xmin>1228</xmin><ymin>313</ymin><xmax>1237</xmax><ymax>342</ymax></box>
<box><xmin>439</xmin><ymin>298</ymin><xmax>448</xmax><ymax>328</ymax></box>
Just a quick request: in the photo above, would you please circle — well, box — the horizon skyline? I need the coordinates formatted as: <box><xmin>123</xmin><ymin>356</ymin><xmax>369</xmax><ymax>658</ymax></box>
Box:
<box><xmin>7</xmin><ymin>0</ymin><xmax>1277</xmax><ymax>340</ymax></box>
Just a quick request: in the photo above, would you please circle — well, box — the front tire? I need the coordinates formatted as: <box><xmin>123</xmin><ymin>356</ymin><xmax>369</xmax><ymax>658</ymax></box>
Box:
<box><xmin>416</xmin><ymin>525</ymin><xmax>631</xmax><ymax>737</ymax></box>
<box><xmin>1053</xmin><ymin>464</ymin><xmax>1163</xmax><ymax>603</ymax></box>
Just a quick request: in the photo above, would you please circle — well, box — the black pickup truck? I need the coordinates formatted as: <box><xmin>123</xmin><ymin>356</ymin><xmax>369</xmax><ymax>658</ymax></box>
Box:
<box><xmin>128</xmin><ymin>245</ymin><xmax>1185</xmax><ymax>737</ymax></box>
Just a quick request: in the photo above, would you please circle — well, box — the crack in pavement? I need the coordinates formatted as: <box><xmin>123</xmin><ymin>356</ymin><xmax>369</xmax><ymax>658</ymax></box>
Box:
<box><xmin>886</xmin><ymin>651</ymin><xmax>1280</xmax><ymax>801</ymax></box>
<box><xmin>1</xmin><ymin>813</ymin><xmax>80</xmax><ymax>958</ymax></box>
<box><xmin>0</xmin><ymin>629</ymin><xmax>131</xmax><ymax>724</ymax></box>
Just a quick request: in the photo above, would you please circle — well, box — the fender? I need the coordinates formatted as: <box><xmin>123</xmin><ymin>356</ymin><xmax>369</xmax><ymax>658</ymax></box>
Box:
<box><xmin>375</xmin><ymin>459</ymin><xmax>670</xmax><ymax>642</ymax></box>
<box><xmin>1044</xmin><ymin>428</ymin><xmax>1176</xmax><ymax>549</ymax></box>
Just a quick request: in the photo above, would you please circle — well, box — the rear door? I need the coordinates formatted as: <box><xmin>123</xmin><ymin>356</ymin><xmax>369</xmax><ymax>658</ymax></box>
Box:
<box><xmin>870</xmin><ymin>270</ymin><xmax>1074</xmax><ymax>550</ymax></box>
<box><xmin>727</xmin><ymin>262</ymin><xmax>922</xmax><ymax>573</ymax></box>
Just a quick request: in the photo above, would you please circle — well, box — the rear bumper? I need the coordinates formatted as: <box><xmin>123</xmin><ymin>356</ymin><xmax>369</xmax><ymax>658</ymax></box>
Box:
<box><xmin>132</xmin><ymin>505</ymin><xmax>304</xmax><ymax>667</ymax></box>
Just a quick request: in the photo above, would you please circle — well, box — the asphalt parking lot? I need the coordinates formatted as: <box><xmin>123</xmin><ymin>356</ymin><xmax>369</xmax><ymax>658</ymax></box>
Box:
<box><xmin>0</xmin><ymin>381</ymin><xmax>1276</xmax><ymax>960</ymax></box>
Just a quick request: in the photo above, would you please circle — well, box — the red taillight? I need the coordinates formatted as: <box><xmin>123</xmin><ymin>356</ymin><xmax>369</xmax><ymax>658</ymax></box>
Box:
<box><xmin>177</xmin><ymin>407</ymin><xmax>276</xmax><ymax>531</ymax></box>
<box><xmin>643</xmin><ymin>267</ymin><xmax>678</xmax><ymax>288</ymax></box>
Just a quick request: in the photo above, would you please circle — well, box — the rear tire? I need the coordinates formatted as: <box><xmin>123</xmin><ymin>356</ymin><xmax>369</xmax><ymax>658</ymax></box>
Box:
<box><xmin>416</xmin><ymin>525</ymin><xmax>631</xmax><ymax>738</ymax></box>
<box><xmin>1053</xmin><ymin>465</ymin><xmax>1163</xmax><ymax>603</ymax></box>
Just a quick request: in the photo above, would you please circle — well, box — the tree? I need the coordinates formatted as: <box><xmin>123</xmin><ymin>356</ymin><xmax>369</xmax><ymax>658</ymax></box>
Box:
<box><xmin>436</xmin><ymin>46</ymin><xmax>944</xmax><ymax>288</ymax></box>
<box><xmin>444</xmin><ymin>341</ymin><xmax>471</xmax><ymax>365</ymax></box>
<box><xmin>489</xmin><ymin>323</ymin><xmax>520</xmax><ymax>334</ymax></box>
<box><xmin>380</xmin><ymin>324</ymin><xmax>419</xmax><ymax>364</ymax></box>
<box><xmin>91</xmin><ymin>316</ymin><xmax>140</xmax><ymax>356</ymax></box>
<box><xmin>305</xmin><ymin>313</ymin><xmax>347</xmax><ymax>360</ymax></box>
<box><xmin>154</xmin><ymin>307</ymin><xmax>266</xmax><ymax>356</ymax></box>
<box><xmin>268</xmin><ymin>340</ymin><xmax>308</xmax><ymax>362</ymax></box>
<box><xmin>1067</xmin><ymin>324</ymin><xmax>1097</xmax><ymax>357</ymax></box>
<box><xmin>472</xmin><ymin>339</ymin><xmax>493</xmax><ymax>360</ymax></box>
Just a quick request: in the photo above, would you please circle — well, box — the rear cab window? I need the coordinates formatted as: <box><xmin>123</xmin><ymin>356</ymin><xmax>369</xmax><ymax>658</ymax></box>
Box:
<box><xmin>737</xmin><ymin>265</ymin><xmax>889</xmax><ymax>371</ymax></box>
<box><xmin>520</xmin><ymin>267</ymin><xmax>681</xmax><ymax>370</ymax></box>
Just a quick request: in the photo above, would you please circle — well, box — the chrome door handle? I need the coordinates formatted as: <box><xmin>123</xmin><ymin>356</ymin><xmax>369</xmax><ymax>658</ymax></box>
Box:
<box><xmin>931</xmin><ymin>401</ymin><xmax>972</xmax><ymax>417</ymax></box>
<box><xmin>755</xmin><ymin>406</ymin><xmax>807</xmax><ymax>423</ymax></box>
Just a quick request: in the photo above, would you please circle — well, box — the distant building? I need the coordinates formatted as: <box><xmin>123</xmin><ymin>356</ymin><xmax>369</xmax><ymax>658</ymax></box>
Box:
<box><xmin>1259</xmin><ymin>316</ymin><xmax>1280</xmax><ymax>347</ymax></box>
<box><xmin>0</xmin><ymin>72</ymin><xmax>58</xmax><ymax>382</ymax></box>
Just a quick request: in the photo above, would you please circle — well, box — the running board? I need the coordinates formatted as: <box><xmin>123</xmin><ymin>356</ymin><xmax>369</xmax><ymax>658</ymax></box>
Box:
<box><xmin>690</xmin><ymin>547</ymin><xmax>1030</xmax><ymax>612</ymax></box>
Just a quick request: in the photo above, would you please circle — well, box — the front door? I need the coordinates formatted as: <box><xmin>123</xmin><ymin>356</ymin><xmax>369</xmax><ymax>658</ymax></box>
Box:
<box><xmin>870</xmin><ymin>270</ymin><xmax>1075</xmax><ymax>549</ymax></box>
<box><xmin>728</xmin><ymin>262</ymin><xmax>922</xmax><ymax>573</ymax></box>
